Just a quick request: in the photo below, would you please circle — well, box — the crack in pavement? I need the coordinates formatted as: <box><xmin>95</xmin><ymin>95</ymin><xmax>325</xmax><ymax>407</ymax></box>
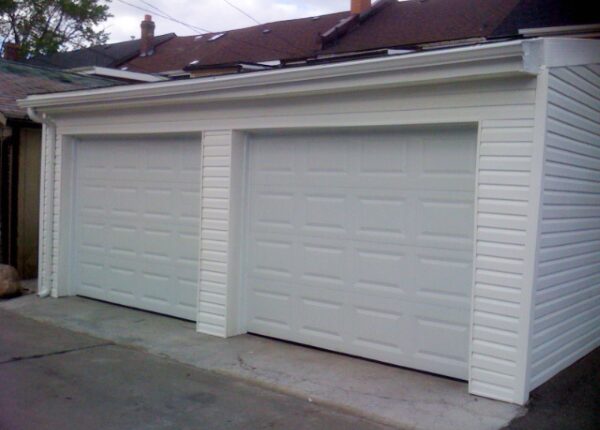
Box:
<box><xmin>0</xmin><ymin>342</ymin><xmax>114</xmax><ymax>365</ymax></box>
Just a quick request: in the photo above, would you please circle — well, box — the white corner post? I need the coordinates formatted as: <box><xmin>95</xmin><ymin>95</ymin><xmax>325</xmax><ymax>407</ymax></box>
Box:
<box><xmin>35</xmin><ymin>115</ymin><xmax>58</xmax><ymax>297</ymax></box>
<box><xmin>197</xmin><ymin>130</ymin><xmax>246</xmax><ymax>338</ymax></box>
<box><xmin>514</xmin><ymin>66</ymin><xmax>550</xmax><ymax>404</ymax></box>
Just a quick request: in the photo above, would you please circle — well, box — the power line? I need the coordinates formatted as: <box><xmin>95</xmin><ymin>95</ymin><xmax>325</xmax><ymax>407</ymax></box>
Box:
<box><xmin>117</xmin><ymin>0</ymin><xmax>305</xmax><ymax>59</ymax></box>
<box><xmin>137</xmin><ymin>0</ymin><xmax>207</xmax><ymax>33</ymax></box>
<box><xmin>221</xmin><ymin>0</ymin><xmax>261</xmax><ymax>25</ymax></box>
<box><xmin>219</xmin><ymin>0</ymin><xmax>309</xmax><ymax>57</ymax></box>
<box><xmin>116</xmin><ymin>0</ymin><xmax>208</xmax><ymax>34</ymax></box>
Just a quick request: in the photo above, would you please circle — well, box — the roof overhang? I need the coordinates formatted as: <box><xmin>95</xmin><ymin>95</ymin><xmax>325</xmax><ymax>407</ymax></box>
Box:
<box><xmin>19</xmin><ymin>38</ymin><xmax>600</xmax><ymax>115</ymax></box>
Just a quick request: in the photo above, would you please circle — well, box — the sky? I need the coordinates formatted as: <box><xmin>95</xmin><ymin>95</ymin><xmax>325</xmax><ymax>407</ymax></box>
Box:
<box><xmin>103</xmin><ymin>0</ymin><xmax>352</xmax><ymax>43</ymax></box>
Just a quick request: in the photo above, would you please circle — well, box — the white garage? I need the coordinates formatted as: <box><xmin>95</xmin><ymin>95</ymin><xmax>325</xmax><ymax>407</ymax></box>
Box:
<box><xmin>73</xmin><ymin>135</ymin><xmax>201</xmax><ymax>320</ymax></box>
<box><xmin>245</xmin><ymin>127</ymin><xmax>476</xmax><ymax>378</ymax></box>
<box><xmin>22</xmin><ymin>38</ymin><xmax>600</xmax><ymax>405</ymax></box>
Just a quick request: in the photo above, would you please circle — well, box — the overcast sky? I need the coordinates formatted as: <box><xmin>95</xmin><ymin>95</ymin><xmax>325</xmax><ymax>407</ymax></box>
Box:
<box><xmin>103</xmin><ymin>0</ymin><xmax>352</xmax><ymax>43</ymax></box>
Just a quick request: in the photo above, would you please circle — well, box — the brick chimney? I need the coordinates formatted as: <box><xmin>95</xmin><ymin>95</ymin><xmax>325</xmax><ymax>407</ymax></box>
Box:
<box><xmin>2</xmin><ymin>43</ymin><xmax>21</xmax><ymax>61</ymax></box>
<box><xmin>351</xmin><ymin>0</ymin><xmax>371</xmax><ymax>14</ymax></box>
<box><xmin>140</xmin><ymin>15</ymin><xmax>155</xmax><ymax>56</ymax></box>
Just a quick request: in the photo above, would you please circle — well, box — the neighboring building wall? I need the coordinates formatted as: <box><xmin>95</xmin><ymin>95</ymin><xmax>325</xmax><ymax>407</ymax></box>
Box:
<box><xmin>42</xmin><ymin>74</ymin><xmax>540</xmax><ymax>404</ymax></box>
<box><xmin>17</xmin><ymin>127</ymin><xmax>41</xmax><ymax>279</ymax></box>
<box><xmin>530</xmin><ymin>64</ymin><xmax>600</xmax><ymax>390</ymax></box>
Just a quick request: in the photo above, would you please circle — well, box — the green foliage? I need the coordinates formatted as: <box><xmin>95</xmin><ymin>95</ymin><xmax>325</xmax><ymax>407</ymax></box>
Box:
<box><xmin>0</xmin><ymin>0</ymin><xmax>112</xmax><ymax>58</ymax></box>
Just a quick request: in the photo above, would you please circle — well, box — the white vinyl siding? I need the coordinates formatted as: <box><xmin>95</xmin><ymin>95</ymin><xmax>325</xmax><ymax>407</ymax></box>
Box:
<box><xmin>530</xmin><ymin>64</ymin><xmax>600</xmax><ymax>390</ymax></box>
<box><xmin>197</xmin><ymin>131</ymin><xmax>232</xmax><ymax>335</ymax></box>
<box><xmin>42</xmin><ymin>75</ymin><xmax>539</xmax><ymax>403</ymax></box>
<box><xmin>469</xmin><ymin>118</ymin><xmax>535</xmax><ymax>402</ymax></box>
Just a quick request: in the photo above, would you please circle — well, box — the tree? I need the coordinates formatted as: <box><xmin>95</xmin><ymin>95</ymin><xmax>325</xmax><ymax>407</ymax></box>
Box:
<box><xmin>0</xmin><ymin>0</ymin><xmax>112</xmax><ymax>58</ymax></box>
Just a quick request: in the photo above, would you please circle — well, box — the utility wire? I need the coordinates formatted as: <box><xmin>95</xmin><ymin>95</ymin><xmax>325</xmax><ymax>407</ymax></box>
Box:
<box><xmin>118</xmin><ymin>0</ymin><xmax>304</xmax><ymax>58</ymax></box>
<box><xmin>219</xmin><ymin>0</ymin><xmax>310</xmax><ymax>57</ymax></box>
<box><xmin>116</xmin><ymin>0</ymin><xmax>208</xmax><ymax>34</ymax></box>
<box><xmin>221</xmin><ymin>0</ymin><xmax>261</xmax><ymax>25</ymax></box>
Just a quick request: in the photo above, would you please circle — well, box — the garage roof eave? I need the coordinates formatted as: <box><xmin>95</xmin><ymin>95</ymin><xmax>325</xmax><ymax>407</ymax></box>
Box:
<box><xmin>18</xmin><ymin>38</ymin><xmax>595</xmax><ymax>113</ymax></box>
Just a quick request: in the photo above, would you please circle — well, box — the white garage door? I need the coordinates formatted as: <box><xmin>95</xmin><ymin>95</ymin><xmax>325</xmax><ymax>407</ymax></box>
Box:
<box><xmin>245</xmin><ymin>126</ymin><xmax>476</xmax><ymax>379</ymax></box>
<box><xmin>73</xmin><ymin>135</ymin><xmax>201</xmax><ymax>321</ymax></box>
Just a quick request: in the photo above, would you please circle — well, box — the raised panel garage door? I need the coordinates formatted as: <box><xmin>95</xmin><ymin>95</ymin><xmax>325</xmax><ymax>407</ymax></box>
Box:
<box><xmin>245</xmin><ymin>126</ymin><xmax>476</xmax><ymax>379</ymax></box>
<box><xmin>73</xmin><ymin>135</ymin><xmax>200</xmax><ymax>321</ymax></box>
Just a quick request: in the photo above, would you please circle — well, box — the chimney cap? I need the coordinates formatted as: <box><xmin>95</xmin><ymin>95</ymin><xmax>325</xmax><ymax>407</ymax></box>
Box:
<box><xmin>351</xmin><ymin>0</ymin><xmax>371</xmax><ymax>15</ymax></box>
<box><xmin>144</xmin><ymin>15</ymin><xmax>152</xmax><ymax>21</ymax></box>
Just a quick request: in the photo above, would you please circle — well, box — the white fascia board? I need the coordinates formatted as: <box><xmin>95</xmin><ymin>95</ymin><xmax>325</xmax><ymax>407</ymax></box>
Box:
<box><xmin>536</xmin><ymin>38</ymin><xmax>600</xmax><ymax>68</ymax></box>
<box><xmin>21</xmin><ymin>40</ymin><xmax>535</xmax><ymax>112</ymax></box>
<box><xmin>69</xmin><ymin>66</ymin><xmax>167</xmax><ymax>82</ymax></box>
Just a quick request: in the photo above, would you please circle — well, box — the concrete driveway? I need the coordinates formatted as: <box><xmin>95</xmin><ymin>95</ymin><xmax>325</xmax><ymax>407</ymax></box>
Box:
<box><xmin>1</xmin><ymin>295</ymin><xmax>598</xmax><ymax>430</ymax></box>
<box><xmin>1</xmin><ymin>295</ymin><xmax>523</xmax><ymax>430</ymax></box>
<box><xmin>0</xmin><ymin>309</ymin><xmax>393</xmax><ymax>430</ymax></box>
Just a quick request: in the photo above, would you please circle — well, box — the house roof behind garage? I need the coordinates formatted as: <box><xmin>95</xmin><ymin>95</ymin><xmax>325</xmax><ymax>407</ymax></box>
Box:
<box><xmin>122</xmin><ymin>0</ymin><xmax>598</xmax><ymax>74</ymax></box>
<box><xmin>26</xmin><ymin>33</ymin><xmax>176</xmax><ymax>70</ymax></box>
<box><xmin>124</xmin><ymin>12</ymin><xmax>350</xmax><ymax>73</ymax></box>
<box><xmin>0</xmin><ymin>60</ymin><xmax>121</xmax><ymax>119</ymax></box>
<box><xmin>320</xmin><ymin>0</ymin><xmax>599</xmax><ymax>54</ymax></box>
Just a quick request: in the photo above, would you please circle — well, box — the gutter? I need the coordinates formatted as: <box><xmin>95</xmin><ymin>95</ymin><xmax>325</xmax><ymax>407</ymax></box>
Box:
<box><xmin>27</xmin><ymin>107</ymin><xmax>54</xmax><ymax>298</ymax></box>
<box><xmin>19</xmin><ymin>40</ymin><xmax>537</xmax><ymax>113</ymax></box>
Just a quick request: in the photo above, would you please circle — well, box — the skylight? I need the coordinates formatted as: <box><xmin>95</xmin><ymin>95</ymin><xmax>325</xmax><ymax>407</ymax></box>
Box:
<box><xmin>208</xmin><ymin>33</ymin><xmax>225</xmax><ymax>42</ymax></box>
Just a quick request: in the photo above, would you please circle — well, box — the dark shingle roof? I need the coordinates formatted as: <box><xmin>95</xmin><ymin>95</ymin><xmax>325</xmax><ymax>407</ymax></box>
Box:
<box><xmin>0</xmin><ymin>60</ymin><xmax>121</xmax><ymax>119</ymax></box>
<box><xmin>123</xmin><ymin>13</ymin><xmax>350</xmax><ymax>73</ymax></box>
<box><xmin>321</xmin><ymin>0</ymin><xmax>599</xmax><ymax>54</ymax></box>
<box><xmin>491</xmin><ymin>0</ymin><xmax>598</xmax><ymax>37</ymax></box>
<box><xmin>26</xmin><ymin>33</ymin><xmax>175</xmax><ymax>70</ymax></box>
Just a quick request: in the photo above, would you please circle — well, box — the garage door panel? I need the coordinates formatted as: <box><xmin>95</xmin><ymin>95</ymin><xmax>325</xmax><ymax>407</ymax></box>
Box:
<box><xmin>415</xmin><ymin>191</ymin><xmax>475</xmax><ymax>250</ymax></box>
<box><xmin>301</xmin><ymin>192</ymin><xmax>349</xmax><ymax>236</ymax></box>
<box><xmin>300</xmin><ymin>240</ymin><xmax>348</xmax><ymax>289</ymax></box>
<box><xmin>351</xmin><ymin>244</ymin><xmax>411</xmax><ymax>298</ymax></box>
<box><xmin>109</xmin><ymin>184</ymin><xmax>140</xmax><ymax>217</ymax></box>
<box><xmin>111</xmin><ymin>144</ymin><xmax>141</xmax><ymax>181</ymax></box>
<box><xmin>176</xmin><ymin>274</ymin><xmax>200</xmax><ymax>311</ymax></box>
<box><xmin>355</xmin><ymin>192</ymin><xmax>409</xmax><ymax>243</ymax></box>
<box><xmin>105</xmin><ymin>260</ymin><xmax>138</xmax><ymax>302</ymax></box>
<box><xmin>251</xmin><ymin>136</ymin><xmax>297</xmax><ymax>184</ymax></box>
<box><xmin>247</xmin><ymin>280</ymin><xmax>294</xmax><ymax>336</ymax></box>
<box><xmin>296</xmin><ymin>286</ymin><xmax>345</xmax><ymax>344</ymax></box>
<box><xmin>77</xmin><ymin>260</ymin><xmax>106</xmax><ymax>298</ymax></box>
<box><xmin>251</xmin><ymin>189</ymin><xmax>297</xmax><ymax>233</ymax></box>
<box><xmin>175</xmin><ymin>228</ymin><xmax>201</xmax><ymax>268</ymax></box>
<box><xmin>414</xmin><ymin>312</ymin><xmax>470</xmax><ymax>378</ymax></box>
<box><xmin>248</xmin><ymin>236</ymin><xmax>295</xmax><ymax>280</ymax></box>
<box><xmin>358</xmin><ymin>134</ymin><xmax>409</xmax><ymax>177</ymax></box>
<box><xmin>74</xmin><ymin>136</ymin><xmax>200</xmax><ymax>321</ymax></box>
<box><xmin>349</xmin><ymin>297</ymin><xmax>407</xmax><ymax>356</ymax></box>
<box><xmin>106</xmin><ymin>224</ymin><xmax>138</xmax><ymax>259</ymax></box>
<box><xmin>414</xmin><ymin>249</ymin><xmax>473</xmax><ymax>307</ymax></box>
<box><xmin>246</xmin><ymin>126</ymin><xmax>475</xmax><ymax>379</ymax></box>
<box><xmin>79</xmin><ymin>220</ymin><xmax>107</xmax><ymax>253</ymax></box>
<box><xmin>79</xmin><ymin>182</ymin><xmax>109</xmax><ymax>217</ymax></box>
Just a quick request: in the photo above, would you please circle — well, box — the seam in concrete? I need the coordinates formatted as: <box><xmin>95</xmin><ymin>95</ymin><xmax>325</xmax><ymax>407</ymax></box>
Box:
<box><xmin>0</xmin><ymin>342</ymin><xmax>114</xmax><ymax>365</ymax></box>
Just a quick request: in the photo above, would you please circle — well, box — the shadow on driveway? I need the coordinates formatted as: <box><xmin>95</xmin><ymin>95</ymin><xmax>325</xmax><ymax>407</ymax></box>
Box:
<box><xmin>503</xmin><ymin>348</ymin><xmax>600</xmax><ymax>430</ymax></box>
<box><xmin>0</xmin><ymin>309</ymin><xmax>395</xmax><ymax>430</ymax></box>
